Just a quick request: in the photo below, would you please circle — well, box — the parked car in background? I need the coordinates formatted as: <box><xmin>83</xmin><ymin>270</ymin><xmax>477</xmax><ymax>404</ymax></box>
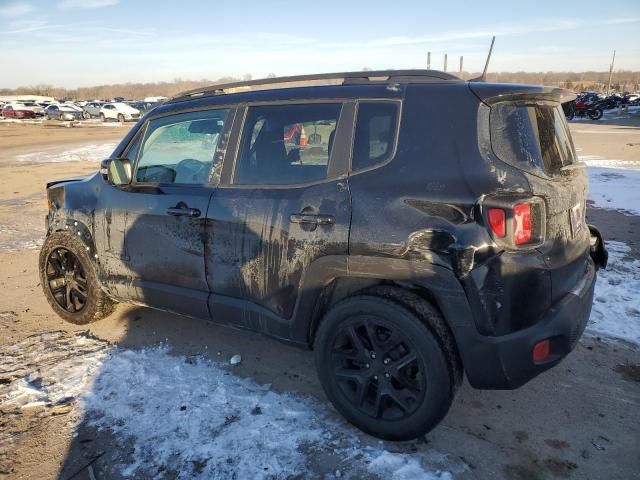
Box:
<box><xmin>17</xmin><ymin>101</ymin><xmax>44</xmax><ymax>116</ymax></box>
<box><xmin>99</xmin><ymin>102</ymin><xmax>140</xmax><ymax>122</ymax></box>
<box><xmin>45</xmin><ymin>104</ymin><xmax>83</xmax><ymax>121</ymax></box>
<box><xmin>2</xmin><ymin>104</ymin><xmax>37</xmax><ymax>119</ymax></box>
<box><xmin>83</xmin><ymin>101</ymin><xmax>105</xmax><ymax>119</ymax></box>
<box><xmin>127</xmin><ymin>101</ymin><xmax>160</xmax><ymax>116</ymax></box>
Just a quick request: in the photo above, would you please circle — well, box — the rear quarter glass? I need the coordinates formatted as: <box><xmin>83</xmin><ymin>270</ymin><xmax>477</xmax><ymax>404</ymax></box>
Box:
<box><xmin>490</xmin><ymin>101</ymin><xmax>576</xmax><ymax>176</ymax></box>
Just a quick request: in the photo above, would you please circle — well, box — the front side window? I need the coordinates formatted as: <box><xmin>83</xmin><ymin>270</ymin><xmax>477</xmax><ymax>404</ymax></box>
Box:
<box><xmin>134</xmin><ymin>108</ymin><xmax>230</xmax><ymax>185</ymax></box>
<box><xmin>235</xmin><ymin>103</ymin><xmax>341</xmax><ymax>185</ymax></box>
<box><xmin>352</xmin><ymin>101</ymin><xmax>399</xmax><ymax>172</ymax></box>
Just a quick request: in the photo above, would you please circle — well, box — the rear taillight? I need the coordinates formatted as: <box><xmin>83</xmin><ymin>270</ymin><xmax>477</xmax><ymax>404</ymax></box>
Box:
<box><xmin>488</xmin><ymin>208</ymin><xmax>506</xmax><ymax>237</ymax></box>
<box><xmin>483</xmin><ymin>197</ymin><xmax>545</xmax><ymax>248</ymax></box>
<box><xmin>513</xmin><ymin>203</ymin><xmax>532</xmax><ymax>245</ymax></box>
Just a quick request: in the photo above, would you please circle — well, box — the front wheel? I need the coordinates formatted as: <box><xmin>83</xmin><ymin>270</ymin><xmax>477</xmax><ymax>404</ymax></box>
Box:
<box><xmin>588</xmin><ymin>108</ymin><xmax>603</xmax><ymax>120</ymax></box>
<box><xmin>314</xmin><ymin>293</ymin><xmax>456</xmax><ymax>440</ymax></box>
<box><xmin>39</xmin><ymin>231</ymin><xmax>115</xmax><ymax>324</ymax></box>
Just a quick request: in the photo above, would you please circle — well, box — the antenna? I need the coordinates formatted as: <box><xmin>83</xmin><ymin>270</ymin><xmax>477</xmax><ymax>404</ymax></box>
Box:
<box><xmin>470</xmin><ymin>36</ymin><xmax>495</xmax><ymax>82</ymax></box>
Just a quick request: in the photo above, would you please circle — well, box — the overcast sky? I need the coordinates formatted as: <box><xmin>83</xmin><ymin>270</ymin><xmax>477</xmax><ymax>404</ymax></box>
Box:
<box><xmin>1</xmin><ymin>0</ymin><xmax>639</xmax><ymax>88</ymax></box>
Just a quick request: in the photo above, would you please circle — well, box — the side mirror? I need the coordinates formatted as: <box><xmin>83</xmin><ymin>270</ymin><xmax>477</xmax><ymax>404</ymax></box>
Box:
<box><xmin>106</xmin><ymin>158</ymin><xmax>132</xmax><ymax>185</ymax></box>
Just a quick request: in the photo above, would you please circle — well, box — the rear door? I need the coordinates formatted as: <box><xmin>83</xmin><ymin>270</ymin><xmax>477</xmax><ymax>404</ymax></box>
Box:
<box><xmin>205</xmin><ymin>101</ymin><xmax>353</xmax><ymax>335</ymax></box>
<box><xmin>96</xmin><ymin>107</ymin><xmax>234</xmax><ymax>318</ymax></box>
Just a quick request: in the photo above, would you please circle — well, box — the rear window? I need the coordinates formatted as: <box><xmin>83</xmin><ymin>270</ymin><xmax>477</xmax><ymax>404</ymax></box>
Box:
<box><xmin>490</xmin><ymin>103</ymin><xmax>575</xmax><ymax>175</ymax></box>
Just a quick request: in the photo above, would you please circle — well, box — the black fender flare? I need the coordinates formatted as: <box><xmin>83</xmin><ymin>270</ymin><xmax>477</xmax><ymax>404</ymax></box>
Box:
<box><xmin>47</xmin><ymin>215</ymin><xmax>99</xmax><ymax>267</ymax></box>
<box><xmin>289</xmin><ymin>255</ymin><xmax>476</xmax><ymax>349</ymax></box>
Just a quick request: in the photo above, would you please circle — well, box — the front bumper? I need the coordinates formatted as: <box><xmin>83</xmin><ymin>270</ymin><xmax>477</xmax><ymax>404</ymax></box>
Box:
<box><xmin>457</xmin><ymin>256</ymin><xmax>596</xmax><ymax>389</ymax></box>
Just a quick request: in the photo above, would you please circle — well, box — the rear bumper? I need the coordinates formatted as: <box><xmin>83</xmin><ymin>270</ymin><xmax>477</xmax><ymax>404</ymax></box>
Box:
<box><xmin>456</xmin><ymin>257</ymin><xmax>596</xmax><ymax>389</ymax></box>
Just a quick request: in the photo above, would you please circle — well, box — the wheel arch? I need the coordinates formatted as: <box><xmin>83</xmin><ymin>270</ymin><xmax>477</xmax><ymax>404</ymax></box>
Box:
<box><xmin>47</xmin><ymin>214</ymin><xmax>99</xmax><ymax>266</ymax></box>
<box><xmin>291</xmin><ymin>255</ymin><xmax>476</xmax><ymax>352</ymax></box>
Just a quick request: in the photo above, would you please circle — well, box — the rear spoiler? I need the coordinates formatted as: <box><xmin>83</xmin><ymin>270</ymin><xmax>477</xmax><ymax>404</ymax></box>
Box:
<box><xmin>469</xmin><ymin>83</ymin><xmax>576</xmax><ymax>106</ymax></box>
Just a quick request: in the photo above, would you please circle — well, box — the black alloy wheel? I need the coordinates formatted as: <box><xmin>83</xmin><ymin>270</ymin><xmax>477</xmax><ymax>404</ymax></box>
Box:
<box><xmin>329</xmin><ymin>316</ymin><xmax>426</xmax><ymax>421</ymax></box>
<box><xmin>45</xmin><ymin>247</ymin><xmax>88</xmax><ymax>313</ymax></box>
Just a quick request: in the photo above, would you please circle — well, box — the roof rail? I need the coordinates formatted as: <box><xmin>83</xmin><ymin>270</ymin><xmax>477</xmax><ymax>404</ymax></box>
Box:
<box><xmin>167</xmin><ymin>69</ymin><xmax>460</xmax><ymax>103</ymax></box>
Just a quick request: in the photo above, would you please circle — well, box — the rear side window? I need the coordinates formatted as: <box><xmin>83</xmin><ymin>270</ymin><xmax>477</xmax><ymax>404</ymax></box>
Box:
<box><xmin>235</xmin><ymin>103</ymin><xmax>341</xmax><ymax>185</ymax></box>
<box><xmin>352</xmin><ymin>101</ymin><xmax>399</xmax><ymax>171</ymax></box>
<box><xmin>490</xmin><ymin>103</ymin><xmax>575</xmax><ymax>175</ymax></box>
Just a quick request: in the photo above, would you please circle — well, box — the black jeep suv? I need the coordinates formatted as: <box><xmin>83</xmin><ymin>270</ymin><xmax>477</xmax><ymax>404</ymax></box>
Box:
<box><xmin>40</xmin><ymin>70</ymin><xmax>607</xmax><ymax>440</ymax></box>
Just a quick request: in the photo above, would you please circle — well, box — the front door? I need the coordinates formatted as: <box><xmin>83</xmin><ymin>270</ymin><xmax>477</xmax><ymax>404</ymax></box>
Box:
<box><xmin>206</xmin><ymin>102</ymin><xmax>352</xmax><ymax>336</ymax></box>
<box><xmin>96</xmin><ymin>107</ymin><xmax>233</xmax><ymax>318</ymax></box>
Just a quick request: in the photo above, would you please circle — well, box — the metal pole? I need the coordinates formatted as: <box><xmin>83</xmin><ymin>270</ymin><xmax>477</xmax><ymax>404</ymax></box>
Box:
<box><xmin>444</xmin><ymin>53</ymin><xmax>448</xmax><ymax>72</ymax></box>
<box><xmin>607</xmin><ymin>50</ymin><xmax>616</xmax><ymax>95</ymax></box>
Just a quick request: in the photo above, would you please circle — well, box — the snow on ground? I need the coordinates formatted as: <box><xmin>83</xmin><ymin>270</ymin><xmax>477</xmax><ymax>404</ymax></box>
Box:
<box><xmin>0</xmin><ymin>332</ymin><xmax>461</xmax><ymax>480</ymax></box>
<box><xmin>15</xmin><ymin>143</ymin><xmax>116</xmax><ymax>164</ymax></box>
<box><xmin>588</xmin><ymin>241</ymin><xmax>640</xmax><ymax>347</ymax></box>
<box><xmin>0</xmin><ymin>331</ymin><xmax>109</xmax><ymax>410</ymax></box>
<box><xmin>579</xmin><ymin>156</ymin><xmax>640</xmax><ymax>216</ymax></box>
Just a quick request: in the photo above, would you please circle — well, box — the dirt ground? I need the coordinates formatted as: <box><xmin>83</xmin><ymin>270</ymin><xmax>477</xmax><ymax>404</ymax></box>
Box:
<box><xmin>0</xmin><ymin>119</ymin><xmax>638</xmax><ymax>480</ymax></box>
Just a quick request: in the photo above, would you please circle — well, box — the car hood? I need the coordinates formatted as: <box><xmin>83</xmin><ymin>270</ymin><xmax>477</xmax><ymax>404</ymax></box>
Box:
<box><xmin>46</xmin><ymin>175</ymin><xmax>89</xmax><ymax>189</ymax></box>
<box><xmin>120</xmin><ymin>107</ymin><xmax>140</xmax><ymax>114</ymax></box>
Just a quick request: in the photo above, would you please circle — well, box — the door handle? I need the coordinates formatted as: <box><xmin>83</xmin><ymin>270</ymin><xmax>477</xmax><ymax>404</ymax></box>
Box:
<box><xmin>167</xmin><ymin>206</ymin><xmax>201</xmax><ymax>218</ymax></box>
<box><xmin>289</xmin><ymin>213</ymin><xmax>335</xmax><ymax>225</ymax></box>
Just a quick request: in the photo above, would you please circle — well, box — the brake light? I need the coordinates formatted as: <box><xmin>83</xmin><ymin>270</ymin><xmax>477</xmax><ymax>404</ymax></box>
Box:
<box><xmin>487</xmin><ymin>208</ymin><xmax>506</xmax><ymax>237</ymax></box>
<box><xmin>513</xmin><ymin>203</ymin><xmax>532</xmax><ymax>245</ymax></box>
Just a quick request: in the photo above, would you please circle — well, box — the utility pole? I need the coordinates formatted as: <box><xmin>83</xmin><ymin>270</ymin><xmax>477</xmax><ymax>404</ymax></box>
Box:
<box><xmin>607</xmin><ymin>50</ymin><xmax>616</xmax><ymax>95</ymax></box>
<box><xmin>427</xmin><ymin>52</ymin><xmax>431</xmax><ymax>70</ymax></box>
<box><xmin>444</xmin><ymin>53</ymin><xmax>448</xmax><ymax>72</ymax></box>
<box><xmin>459</xmin><ymin>56</ymin><xmax>464</xmax><ymax>75</ymax></box>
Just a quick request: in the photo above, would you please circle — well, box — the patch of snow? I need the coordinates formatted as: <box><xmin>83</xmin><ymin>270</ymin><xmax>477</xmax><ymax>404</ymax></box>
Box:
<box><xmin>0</xmin><ymin>223</ymin><xmax>44</xmax><ymax>252</ymax></box>
<box><xmin>14</xmin><ymin>143</ymin><xmax>116</xmax><ymax>164</ymax></box>
<box><xmin>577</xmin><ymin>156</ymin><xmax>640</xmax><ymax>216</ymax></box>
<box><xmin>0</xmin><ymin>332</ymin><xmax>462</xmax><ymax>479</ymax></box>
<box><xmin>588</xmin><ymin>241</ymin><xmax>640</xmax><ymax>347</ymax></box>
<box><xmin>0</xmin><ymin>332</ymin><xmax>110</xmax><ymax>410</ymax></box>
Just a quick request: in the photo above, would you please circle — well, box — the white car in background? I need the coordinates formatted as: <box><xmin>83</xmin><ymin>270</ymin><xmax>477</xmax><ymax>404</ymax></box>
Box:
<box><xmin>15</xmin><ymin>101</ymin><xmax>44</xmax><ymax>116</ymax></box>
<box><xmin>99</xmin><ymin>102</ymin><xmax>141</xmax><ymax>122</ymax></box>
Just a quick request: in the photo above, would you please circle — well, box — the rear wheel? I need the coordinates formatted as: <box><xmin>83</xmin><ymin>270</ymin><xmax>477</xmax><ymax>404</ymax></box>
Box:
<box><xmin>39</xmin><ymin>231</ymin><xmax>115</xmax><ymax>324</ymax></box>
<box><xmin>314</xmin><ymin>293</ymin><xmax>455</xmax><ymax>440</ymax></box>
<box><xmin>588</xmin><ymin>108</ymin><xmax>603</xmax><ymax>120</ymax></box>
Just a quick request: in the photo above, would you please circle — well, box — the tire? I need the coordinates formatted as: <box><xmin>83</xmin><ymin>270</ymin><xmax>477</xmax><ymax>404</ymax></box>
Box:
<box><xmin>314</xmin><ymin>292</ymin><xmax>456</xmax><ymax>440</ymax></box>
<box><xmin>117</xmin><ymin>113</ymin><xmax>124</xmax><ymax>123</ymax></box>
<box><xmin>39</xmin><ymin>231</ymin><xmax>115</xmax><ymax>325</ymax></box>
<box><xmin>588</xmin><ymin>108</ymin><xmax>603</xmax><ymax>120</ymax></box>
<box><xmin>100</xmin><ymin>113</ymin><xmax>106</xmax><ymax>122</ymax></box>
